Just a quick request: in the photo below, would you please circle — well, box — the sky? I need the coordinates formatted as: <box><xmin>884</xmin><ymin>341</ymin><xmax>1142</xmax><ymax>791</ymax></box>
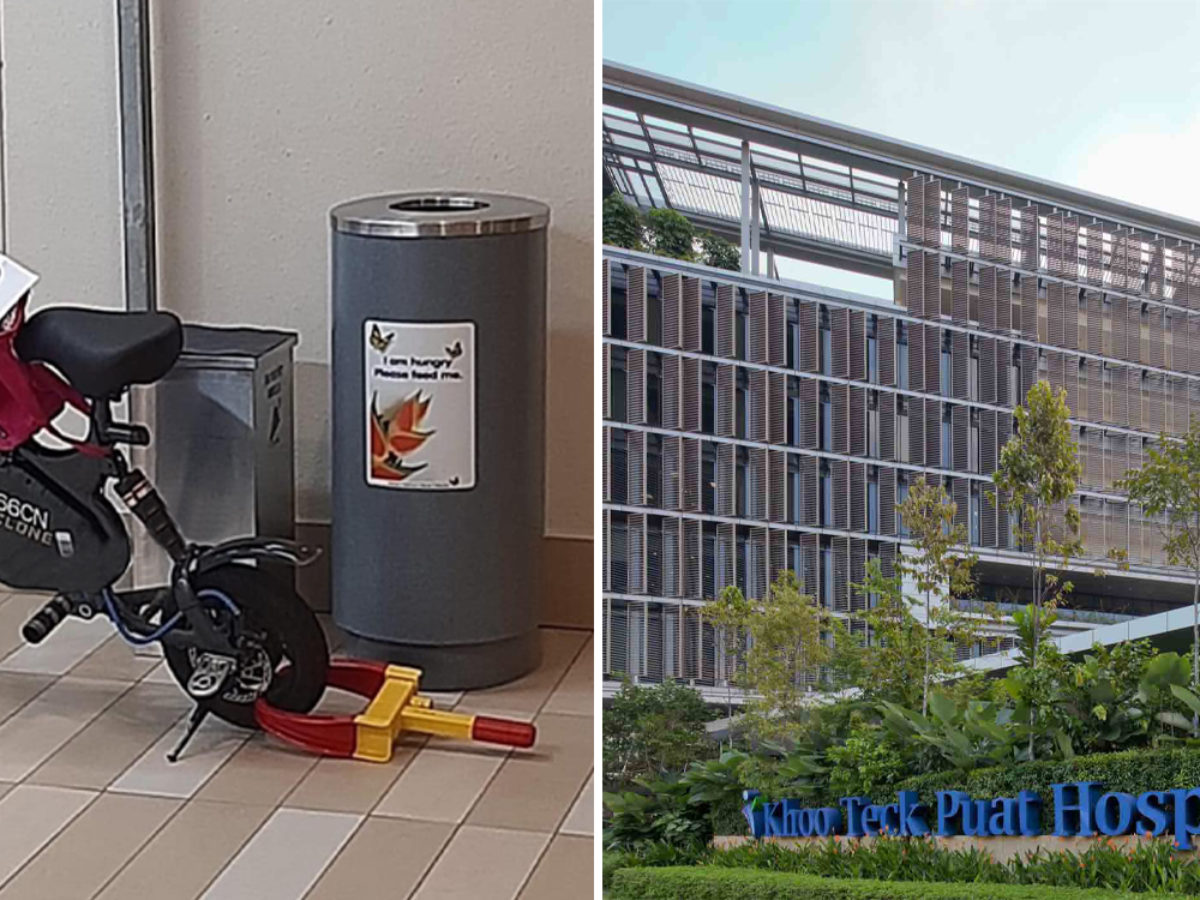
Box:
<box><xmin>603</xmin><ymin>0</ymin><xmax>1200</xmax><ymax>295</ymax></box>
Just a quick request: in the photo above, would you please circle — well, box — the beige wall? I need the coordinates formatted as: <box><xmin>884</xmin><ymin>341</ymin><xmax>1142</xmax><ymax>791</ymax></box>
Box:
<box><xmin>1</xmin><ymin>0</ymin><xmax>594</xmax><ymax>544</ymax></box>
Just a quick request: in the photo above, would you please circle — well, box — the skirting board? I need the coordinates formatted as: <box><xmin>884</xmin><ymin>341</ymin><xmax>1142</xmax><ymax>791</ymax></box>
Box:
<box><xmin>295</xmin><ymin>522</ymin><xmax>593</xmax><ymax>629</ymax></box>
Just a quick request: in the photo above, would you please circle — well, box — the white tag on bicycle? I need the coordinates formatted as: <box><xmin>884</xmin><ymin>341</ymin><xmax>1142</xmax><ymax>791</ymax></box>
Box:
<box><xmin>364</xmin><ymin>319</ymin><xmax>475</xmax><ymax>491</ymax></box>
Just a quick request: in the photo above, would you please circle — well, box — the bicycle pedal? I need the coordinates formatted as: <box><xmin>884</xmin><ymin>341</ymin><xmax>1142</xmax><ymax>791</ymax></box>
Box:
<box><xmin>187</xmin><ymin>653</ymin><xmax>235</xmax><ymax>699</ymax></box>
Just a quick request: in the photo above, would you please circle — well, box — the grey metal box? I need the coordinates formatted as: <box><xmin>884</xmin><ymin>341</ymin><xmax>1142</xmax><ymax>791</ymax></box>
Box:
<box><xmin>131</xmin><ymin>325</ymin><xmax>297</xmax><ymax>587</ymax></box>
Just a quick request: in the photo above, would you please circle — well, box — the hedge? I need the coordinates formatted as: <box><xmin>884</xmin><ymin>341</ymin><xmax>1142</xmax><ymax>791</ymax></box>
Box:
<box><xmin>891</xmin><ymin>746</ymin><xmax>1200</xmax><ymax>825</ymax></box>
<box><xmin>608</xmin><ymin>867</ymin><xmax>1147</xmax><ymax>900</ymax></box>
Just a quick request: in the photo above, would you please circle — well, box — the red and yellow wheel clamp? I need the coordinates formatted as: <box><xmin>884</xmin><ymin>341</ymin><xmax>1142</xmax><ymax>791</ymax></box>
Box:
<box><xmin>254</xmin><ymin>659</ymin><xmax>536</xmax><ymax>762</ymax></box>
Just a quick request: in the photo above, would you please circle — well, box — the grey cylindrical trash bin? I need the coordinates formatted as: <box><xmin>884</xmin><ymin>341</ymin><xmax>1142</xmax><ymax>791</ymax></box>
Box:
<box><xmin>330</xmin><ymin>192</ymin><xmax>548</xmax><ymax>690</ymax></box>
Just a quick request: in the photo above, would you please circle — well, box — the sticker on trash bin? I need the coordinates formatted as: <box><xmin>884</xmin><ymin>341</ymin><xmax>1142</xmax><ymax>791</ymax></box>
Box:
<box><xmin>365</xmin><ymin>320</ymin><xmax>475</xmax><ymax>490</ymax></box>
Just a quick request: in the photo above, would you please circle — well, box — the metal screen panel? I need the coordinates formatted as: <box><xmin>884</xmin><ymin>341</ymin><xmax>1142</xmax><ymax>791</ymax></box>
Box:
<box><xmin>952</xmin><ymin>330</ymin><xmax>969</xmax><ymax>399</ymax></box>
<box><xmin>952</xmin><ymin>404</ymin><xmax>969</xmax><ymax>471</ymax></box>
<box><xmin>799</xmin><ymin>378</ymin><xmax>818</xmax><ymax>449</ymax></box>
<box><xmin>951</xmin><ymin>258</ymin><xmax>969</xmax><ymax>324</ymax></box>
<box><xmin>748</xmin><ymin>526</ymin><xmax>768</xmax><ymax>599</ymax></box>
<box><xmin>661</xmin><ymin>354</ymin><xmax>681</xmax><ymax>431</ymax></box>
<box><xmin>716</xmin><ymin>442</ymin><xmax>735</xmax><ymax>516</ymax></box>
<box><xmin>768</xmin><ymin>372</ymin><xmax>787</xmax><ymax>444</ymax></box>
<box><xmin>768</xmin><ymin>449</ymin><xmax>786</xmax><ymax>523</ymax></box>
<box><xmin>748</xmin><ymin>447</ymin><xmax>767</xmax><ymax>520</ymax></box>
<box><xmin>833</xmin><ymin>383</ymin><xmax>849</xmax><ymax>454</ymax></box>
<box><xmin>1021</xmin><ymin>275</ymin><xmax>1038</xmax><ymax>341</ymax></box>
<box><xmin>833</xmin><ymin>460</ymin><xmax>849</xmax><ymax>530</ymax></box>
<box><xmin>906</xmin><ymin>248</ymin><xmax>925</xmax><ymax>318</ymax></box>
<box><xmin>682</xmin><ymin>357</ymin><xmax>701</xmax><ymax>432</ymax></box>
<box><xmin>748</xmin><ymin>369</ymin><xmax>767</xmax><ymax>442</ymax></box>
<box><xmin>951</xmin><ymin>187</ymin><xmax>970</xmax><ymax>254</ymax></box>
<box><xmin>798</xmin><ymin>300</ymin><xmax>818</xmax><ymax>372</ymax></box>
<box><xmin>747</xmin><ymin>291</ymin><xmax>768</xmax><ymax>364</ymax></box>
<box><xmin>768</xmin><ymin>293</ymin><xmax>787</xmax><ymax>366</ymax></box>
<box><xmin>879</xmin><ymin>466</ymin><xmax>896</xmax><ymax>537</ymax></box>
<box><xmin>1111</xmin><ymin>295</ymin><xmax>1127</xmax><ymax>360</ymax></box>
<box><xmin>924</xmin><ymin>324</ymin><xmax>941</xmax><ymax>396</ymax></box>
<box><xmin>716</xmin><ymin>363</ymin><xmax>736</xmax><ymax>437</ymax></box>
<box><xmin>661</xmin><ymin>273</ymin><xmax>682</xmax><ymax>349</ymax></box>
<box><xmin>662</xmin><ymin>435</ymin><xmax>681</xmax><ymax>511</ymax></box>
<box><xmin>716</xmin><ymin>522</ymin><xmax>736</xmax><ymax>595</ymax></box>
<box><xmin>909</xmin><ymin>396</ymin><xmax>925</xmax><ymax>465</ymax></box>
<box><xmin>849</xmin><ymin>386</ymin><xmax>865</xmax><ymax>456</ymax></box>
<box><xmin>682</xmin><ymin>437</ymin><xmax>701</xmax><ymax>512</ymax></box>
<box><xmin>831</xmin><ymin>307</ymin><xmax>849</xmax><ymax>378</ymax></box>
<box><xmin>925</xmin><ymin>398</ymin><xmax>941</xmax><ymax>468</ymax></box>
<box><xmin>908</xmin><ymin>320</ymin><xmax>925</xmax><ymax>392</ymax></box>
<box><xmin>980</xmin><ymin>408</ymin><xmax>997</xmax><ymax>474</ymax></box>
<box><xmin>849</xmin><ymin>309</ymin><xmax>866</xmax><ymax>381</ymax></box>
<box><xmin>716</xmin><ymin>284</ymin><xmax>736</xmax><ymax>359</ymax></box>
<box><xmin>1047</xmin><ymin>281</ymin><xmax>1064</xmax><ymax>347</ymax></box>
<box><xmin>799</xmin><ymin>455</ymin><xmax>818</xmax><ymax>526</ymax></box>
<box><xmin>627</xmin><ymin>347</ymin><xmax>646</xmax><ymax>425</ymax></box>
<box><xmin>627</xmin><ymin>513</ymin><xmax>647</xmax><ymax>594</ymax></box>
<box><xmin>628</xmin><ymin>430</ymin><xmax>646</xmax><ymax>506</ymax></box>
<box><xmin>952</xmin><ymin>478</ymin><xmax>969</xmax><ymax>534</ymax></box>
<box><xmin>878</xmin><ymin>316</ymin><xmax>895</xmax><ymax>385</ymax></box>
<box><xmin>682</xmin><ymin>277</ymin><xmax>702</xmax><ymax>351</ymax></box>
<box><xmin>849</xmin><ymin>462</ymin><xmax>865</xmax><ymax>531</ymax></box>
<box><xmin>879</xmin><ymin>391</ymin><xmax>895</xmax><ymax>460</ymax></box>
<box><xmin>602</xmin><ymin>258</ymin><xmax>611</xmax><ymax>337</ymax></box>
<box><xmin>1018</xmin><ymin>204</ymin><xmax>1039</xmax><ymax>272</ymax></box>
<box><xmin>979</xmin><ymin>336</ymin><xmax>996</xmax><ymax>403</ymax></box>
<box><xmin>683</xmin><ymin>518</ymin><xmax>702</xmax><ymax>599</ymax></box>
<box><xmin>978</xmin><ymin>265</ymin><xmax>996</xmax><ymax>331</ymax></box>
<box><xmin>627</xmin><ymin>267</ymin><xmax>646</xmax><ymax>343</ymax></box>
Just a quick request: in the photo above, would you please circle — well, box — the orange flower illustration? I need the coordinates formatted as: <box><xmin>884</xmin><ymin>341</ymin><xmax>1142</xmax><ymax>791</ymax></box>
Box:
<box><xmin>370</xmin><ymin>391</ymin><xmax>434</xmax><ymax>482</ymax></box>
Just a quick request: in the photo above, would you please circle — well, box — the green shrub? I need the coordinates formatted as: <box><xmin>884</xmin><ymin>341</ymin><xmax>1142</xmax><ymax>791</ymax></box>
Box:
<box><xmin>608</xmin><ymin>867</ymin><xmax>1145</xmax><ymax>899</ymax></box>
<box><xmin>603</xmin><ymin>193</ymin><xmax>644</xmax><ymax>250</ymax></box>
<box><xmin>892</xmin><ymin>745</ymin><xmax>1200</xmax><ymax>824</ymax></box>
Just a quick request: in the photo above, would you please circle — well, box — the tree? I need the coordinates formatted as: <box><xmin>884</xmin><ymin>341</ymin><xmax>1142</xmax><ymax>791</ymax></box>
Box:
<box><xmin>1118</xmin><ymin>421</ymin><xmax>1200</xmax><ymax>704</ymax></box>
<box><xmin>644</xmin><ymin>208</ymin><xmax>696</xmax><ymax>261</ymax></box>
<box><xmin>602</xmin><ymin>680</ymin><xmax>716</xmax><ymax>790</ymax></box>
<box><xmin>705</xmin><ymin>585</ymin><xmax>752</xmax><ymax>746</ymax></box>
<box><xmin>699</xmin><ymin>231</ymin><xmax>740</xmax><ymax>271</ymax></box>
<box><xmin>894</xmin><ymin>477</ymin><xmax>980</xmax><ymax>716</ymax></box>
<box><xmin>708</xmin><ymin>571</ymin><xmax>831</xmax><ymax>742</ymax></box>
<box><xmin>992</xmin><ymin>380</ymin><xmax>1082</xmax><ymax>759</ymax></box>
<box><xmin>602</xmin><ymin>192</ymin><xmax>644</xmax><ymax>250</ymax></box>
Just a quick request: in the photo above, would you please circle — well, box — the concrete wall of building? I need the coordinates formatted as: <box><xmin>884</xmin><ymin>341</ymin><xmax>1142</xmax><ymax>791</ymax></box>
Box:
<box><xmin>0</xmin><ymin>1</ymin><xmax>594</xmax><ymax>624</ymax></box>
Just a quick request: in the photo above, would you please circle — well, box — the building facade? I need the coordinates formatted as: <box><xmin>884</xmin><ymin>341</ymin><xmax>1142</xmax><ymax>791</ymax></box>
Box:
<box><xmin>601</xmin><ymin>63</ymin><xmax>1200</xmax><ymax>699</ymax></box>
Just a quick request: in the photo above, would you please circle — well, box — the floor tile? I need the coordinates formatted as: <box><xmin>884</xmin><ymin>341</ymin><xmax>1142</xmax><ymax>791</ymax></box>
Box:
<box><xmin>195</xmin><ymin>733</ymin><xmax>318</xmax><ymax>807</ymax></box>
<box><xmin>468</xmin><ymin>713</ymin><xmax>593</xmax><ymax>833</ymax></box>
<box><xmin>518</xmin><ymin>834</ymin><xmax>593</xmax><ymax>900</ymax></box>
<box><xmin>542</xmin><ymin>637</ymin><xmax>592</xmax><ymax>717</ymax></box>
<box><xmin>108</xmin><ymin>714</ymin><xmax>249</xmax><ymax>799</ymax></box>
<box><xmin>27</xmin><ymin>682</ymin><xmax>186</xmax><ymax>790</ymax></box>
<box><xmin>139</xmin><ymin>660</ymin><xmax>178</xmax><ymax>685</ymax></box>
<box><xmin>306</xmin><ymin>816</ymin><xmax>452</xmax><ymax>900</ymax></box>
<box><xmin>282</xmin><ymin>741</ymin><xmax>418</xmax><ymax>814</ymax></box>
<box><xmin>0</xmin><ymin>672</ymin><xmax>53</xmax><ymax>727</ymax></box>
<box><xmin>463</xmin><ymin>630</ymin><xmax>588</xmax><ymax>717</ymax></box>
<box><xmin>0</xmin><ymin>594</ymin><xmax>56</xmax><ymax>666</ymax></box>
<box><xmin>200</xmin><ymin>807</ymin><xmax>361</xmax><ymax>900</ymax></box>
<box><xmin>70</xmin><ymin>635</ymin><xmax>163</xmax><ymax>683</ymax></box>
<box><xmin>0</xmin><ymin>616</ymin><xmax>111</xmax><ymax>677</ymax></box>
<box><xmin>95</xmin><ymin>800</ymin><xmax>274</xmax><ymax>900</ymax></box>
<box><xmin>0</xmin><ymin>793</ymin><xmax>179</xmax><ymax>900</ymax></box>
<box><xmin>374</xmin><ymin>747</ymin><xmax>506</xmax><ymax>823</ymax></box>
<box><xmin>560</xmin><ymin>773</ymin><xmax>593</xmax><ymax>837</ymax></box>
<box><xmin>413</xmin><ymin>825</ymin><xmax>548</xmax><ymax>900</ymax></box>
<box><xmin>0</xmin><ymin>785</ymin><xmax>95</xmax><ymax>889</ymax></box>
<box><xmin>0</xmin><ymin>678</ymin><xmax>129</xmax><ymax>782</ymax></box>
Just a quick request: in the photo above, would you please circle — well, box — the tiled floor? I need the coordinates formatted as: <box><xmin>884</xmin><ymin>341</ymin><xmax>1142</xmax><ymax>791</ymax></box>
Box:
<box><xmin>0</xmin><ymin>590</ymin><xmax>594</xmax><ymax>899</ymax></box>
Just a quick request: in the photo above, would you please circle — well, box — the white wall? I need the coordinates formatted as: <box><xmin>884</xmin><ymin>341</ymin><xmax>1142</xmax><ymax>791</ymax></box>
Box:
<box><xmin>1</xmin><ymin>0</ymin><xmax>594</xmax><ymax>538</ymax></box>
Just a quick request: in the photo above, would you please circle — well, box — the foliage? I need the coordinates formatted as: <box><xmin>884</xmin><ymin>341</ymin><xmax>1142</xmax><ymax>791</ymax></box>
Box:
<box><xmin>604</xmin><ymin>680</ymin><xmax>718</xmax><ymax>791</ymax></box>
<box><xmin>603</xmin><ymin>192</ymin><xmax>645</xmax><ymax>250</ymax></box>
<box><xmin>993</xmin><ymin>380</ymin><xmax>1082</xmax><ymax>760</ymax></box>
<box><xmin>699</xmin><ymin>230</ymin><xmax>740</xmax><ymax>270</ymax></box>
<box><xmin>707</xmin><ymin>573</ymin><xmax>831</xmax><ymax>743</ymax></box>
<box><xmin>1118</xmin><ymin>420</ymin><xmax>1200</xmax><ymax>694</ymax></box>
<box><xmin>608</xmin><ymin>866</ymin><xmax>1147</xmax><ymax>899</ymax></box>
<box><xmin>603</xmin><ymin>777</ymin><xmax>708</xmax><ymax>851</ymax></box>
<box><xmin>644</xmin><ymin>208</ymin><xmax>697</xmax><ymax>261</ymax></box>
<box><xmin>879</xmin><ymin>690</ymin><xmax>1024</xmax><ymax>772</ymax></box>
<box><xmin>825</xmin><ymin>723</ymin><xmax>907</xmax><ymax>799</ymax></box>
<box><xmin>894</xmin><ymin>477</ymin><xmax>986</xmax><ymax>715</ymax></box>
<box><xmin>613</xmin><ymin>837</ymin><xmax>1200</xmax><ymax>895</ymax></box>
<box><xmin>893</xmin><ymin>745</ymin><xmax>1200</xmax><ymax>824</ymax></box>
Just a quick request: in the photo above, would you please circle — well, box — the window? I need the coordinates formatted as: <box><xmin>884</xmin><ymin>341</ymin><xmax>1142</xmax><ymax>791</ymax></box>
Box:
<box><xmin>736</xmin><ymin>384</ymin><xmax>748</xmax><ymax>439</ymax></box>
<box><xmin>867</xmin><ymin>467</ymin><xmax>879</xmax><ymax>533</ymax></box>
<box><xmin>788</xmin><ymin>320</ymin><xmax>800</xmax><ymax>369</ymax></box>
<box><xmin>821</xmin><ymin>540</ymin><xmax>834</xmax><ymax>607</ymax></box>
<box><xmin>897</xmin><ymin>323</ymin><xmax>909</xmax><ymax>390</ymax></box>
<box><xmin>702</xmin><ymin>304</ymin><xmax>714</xmax><ymax>355</ymax></box>
<box><xmin>969</xmin><ymin>336</ymin><xmax>979</xmax><ymax>401</ymax></box>
<box><xmin>736</xmin><ymin>452</ymin><xmax>747</xmax><ymax>518</ymax></box>
<box><xmin>941</xmin><ymin>407</ymin><xmax>952</xmax><ymax>466</ymax></box>
<box><xmin>702</xmin><ymin>381</ymin><xmax>715</xmax><ymax>434</ymax></box>
<box><xmin>819</xmin><ymin>460</ymin><xmax>832</xmax><ymax>527</ymax></box>
<box><xmin>702</xmin><ymin>457</ymin><xmax>716</xmax><ymax>513</ymax></box>
<box><xmin>788</xmin><ymin>388</ymin><xmax>800</xmax><ymax>445</ymax></box>
<box><xmin>789</xmin><ymin>465</ymin><xmax>801</xmax><ymax>523</ymax></box>
<box><xmin>735</xmin><ymin>301</ymin><xmax>747</xmax><ymax>361</ymax></box>
<box><xmin>970</xmin><ymin>483</ymin><xmax>981</xmax><ymax>545</ymax></box>
<box><xmin>969</xmin><ymin>410</ymin><xmax>979</xmax><ymax>473</ymax></box>
<box><xmin>820</xmin><ymin>384</ymin><xmax>832</xmax><ymax>450</ymax></box>
<box><xmin>1103</xmin><ymin>364</ymin><xmax>1113</xmax><ymax>421</ymax></box>
<box><xmin>613</xmin><ymin>365</ymin><xmax>627</xmax><ymax>422</ymax></box>
<box><xmin>867</xmin><ymin>315</ymin><xmax>879</xmax><ymax>384</ymax></box>
<box><xmin>897</xmin><ymin>473</ymin><xmax>910</xmax><ymax>536</ymax></box>
<box><xmin>940</xmin><ymin>334</ymin><xmax>952</xmax><ymax>396</ymax></box>
<box><xmin>820</xmin><ymin>307</ymin><xmax>832</xmax><ymax>376</ymax></box>
<box><xmin>868</xmin><ymin>392</ymin><xmax>880</xmax><ymax>457</ymax></box>
<box><xmin>647</xmin><ymin>370</ymin><xmax>661</xmax><ymax>426</ymax></box>
<box><xmin>897</xmin><ymin>398</ymin><xmax>910</xmax><ymax>462</ymax></box>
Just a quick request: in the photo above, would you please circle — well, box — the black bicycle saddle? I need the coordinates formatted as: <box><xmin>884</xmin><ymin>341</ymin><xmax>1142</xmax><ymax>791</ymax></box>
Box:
<box><xmin>15</xmin><ymin>307</ymin><xmax>182</xmax><ymax>398</ymax></box>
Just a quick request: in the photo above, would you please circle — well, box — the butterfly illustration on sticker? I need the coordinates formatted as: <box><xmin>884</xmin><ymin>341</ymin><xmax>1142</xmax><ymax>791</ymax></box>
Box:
<box><xmin>370</xmin><ymin>324</ymin><xmax>395</xmax><ymax>353</ymax></box>
<box><xmin>445</xmin><ymin>340</ymin><xmax>463</xmax><ymax>359</ymax></box>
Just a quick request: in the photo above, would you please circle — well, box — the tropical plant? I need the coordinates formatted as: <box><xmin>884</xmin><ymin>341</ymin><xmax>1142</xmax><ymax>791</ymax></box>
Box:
<box><xmin>993</xmin><ymin>380</ymin><xmax>1083</xmax><ymax>760</ymax></box>
<box><xmin>602</xmin><ymin>192</ymin><xmax>644</xmax><ymax>250</ymax></box>
<box><xmin>603</xmin><ymin>776</ymin><xmax>708</xmax><ymax>851</ymax></box>
<box><xmin>894</xmin><ymin>477</ymin><xmax>983</xmax><ymax>715</ymax></box>
<box><xmin>878</xmin><ymin>690</ymin><xmax>1023</xmax><ymax>772</ymax></box>
<box><xmin>644</xmin><ymin>207</ymin><xmax>697</xmax><ymax>261</ymax></box>
<box><xmin>699</xmin><ymin>230</ymin><xmax>740</xmax><ymax>270</ymax></box>
<box><xmin>1118</xmin><ymin>420</ymin><xmax>1200</xmax><ymax>708</ymax></box>
<box><xmin>603</xmin><ymin>680</ymin><xmax>717</xmax><ymax>790</ymax></box>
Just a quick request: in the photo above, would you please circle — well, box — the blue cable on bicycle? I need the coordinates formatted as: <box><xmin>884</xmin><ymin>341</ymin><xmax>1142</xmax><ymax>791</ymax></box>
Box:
<box><xmin>103</xmin><ymin>587</ymin><xmax>238</xmax><ymax>646</ymax></box>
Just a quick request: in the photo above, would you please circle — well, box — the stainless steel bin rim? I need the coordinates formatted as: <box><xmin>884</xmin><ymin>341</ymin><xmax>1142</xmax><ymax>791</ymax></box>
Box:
<box><xmin>331</xmin><ymin>191</ymin><xmax>549</xmax><ymax>239</ymax></box>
